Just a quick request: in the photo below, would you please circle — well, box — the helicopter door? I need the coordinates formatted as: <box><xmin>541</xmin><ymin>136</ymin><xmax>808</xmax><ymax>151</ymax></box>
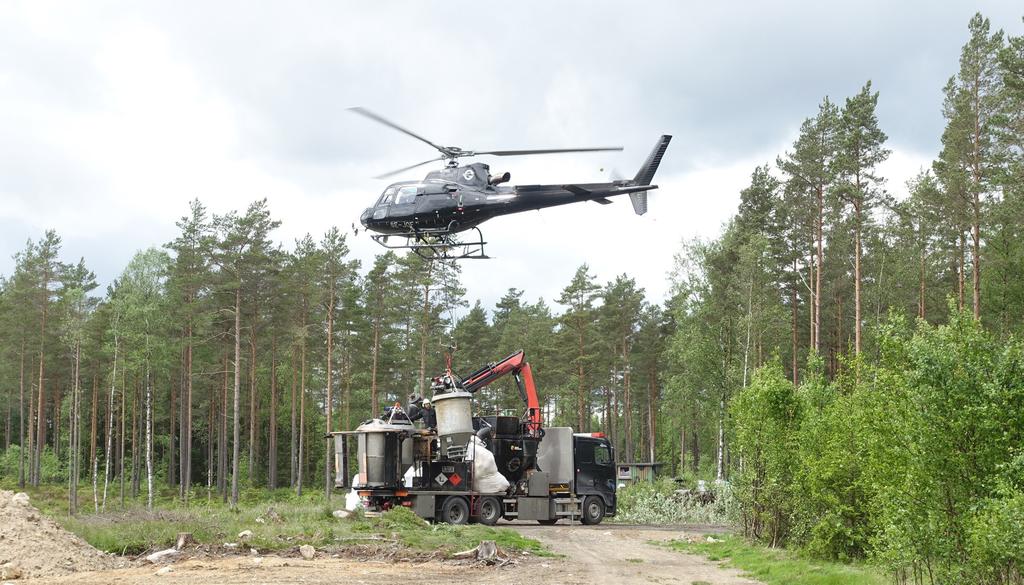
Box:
<box><xmin>390</xmin><ymin>186</ymin><xmax>419</xmax><ymax>217</ymax></box>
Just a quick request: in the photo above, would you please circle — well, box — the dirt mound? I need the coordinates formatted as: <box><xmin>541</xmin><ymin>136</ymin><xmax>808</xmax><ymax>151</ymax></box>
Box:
<box><xmin>0</xmin><ymin>490</ymin><xmax>117</xmax><ymax>579</ymax></box>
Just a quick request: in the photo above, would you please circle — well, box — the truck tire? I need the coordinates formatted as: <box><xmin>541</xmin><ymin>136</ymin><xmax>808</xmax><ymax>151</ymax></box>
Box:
<box><xmin>440</xmin><ymin>496</ymin><xmax>470</xmax><ymax>525</ymax></box>
<box><xmin>581</xmin><ymin>496</ymin><xmax>605</xmax><ymax>525</ymax></box>
<box><xmin>477</xmin><ymin>496</ymin><xmax>501</xmax><ymax>526</ymax></box>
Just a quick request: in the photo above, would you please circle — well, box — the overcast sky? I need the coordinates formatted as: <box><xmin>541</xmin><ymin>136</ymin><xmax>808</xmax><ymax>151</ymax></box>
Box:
<box><xmin>2</xmin><ymin>1</ymin><xmax>1022</xmax><ymax>314</ymax></box>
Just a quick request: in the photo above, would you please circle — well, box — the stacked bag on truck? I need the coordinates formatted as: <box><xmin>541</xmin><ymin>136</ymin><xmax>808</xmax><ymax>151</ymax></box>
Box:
<box><xmin>465</xmin><ymin>436</ymin><xmax>510</xmax><ymax>493</ymax></box>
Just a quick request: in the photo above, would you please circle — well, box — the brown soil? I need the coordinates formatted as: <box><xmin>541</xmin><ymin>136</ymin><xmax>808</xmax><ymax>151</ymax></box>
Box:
<box><xmin>0</xmin><ymin>490</ymin><xmax>119</xmax><ymax>579</ymax></box>
<box><xmin>19</xmin><ymin>522</ymin><xmax>762</xmax><ymax>585</ymax></box>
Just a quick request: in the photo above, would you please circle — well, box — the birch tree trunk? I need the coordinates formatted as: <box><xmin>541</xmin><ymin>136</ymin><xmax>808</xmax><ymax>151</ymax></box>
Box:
<box><xmin>102</xmin><ymin>333</ymin><xmax>118</xmax><ymax>511</ymax></box>
<box><xmin>145</xmin><ymin>364</ymin><xmax>153</xmax><ymax>511</ymax></box>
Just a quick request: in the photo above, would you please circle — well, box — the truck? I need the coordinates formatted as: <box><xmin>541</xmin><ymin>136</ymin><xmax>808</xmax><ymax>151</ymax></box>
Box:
<box><xmin>330</xmin><ymin>350</ymin><xmax>617</xmax><ymax>525</ymax></box>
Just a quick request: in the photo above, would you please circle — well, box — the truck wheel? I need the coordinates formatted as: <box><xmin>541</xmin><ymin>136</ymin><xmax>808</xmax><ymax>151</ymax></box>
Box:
<box><xmin>477</xmin><ymin>497</ymin><xmax>501</xmax><ymax>526</ymax></box>
<box><xmin>581</xmin><ymin>496</ymin><xmax>605</xmax><ymax>525</ymax></box>
<box><xmin>536</xmin><ymin>518</ymin><xmax>558</xmax><ymax>525</ymax></box>
<box><xmin>440</xmin><ymin>496</ymin><xmax>470</xmax><ymax>525</ymax></box>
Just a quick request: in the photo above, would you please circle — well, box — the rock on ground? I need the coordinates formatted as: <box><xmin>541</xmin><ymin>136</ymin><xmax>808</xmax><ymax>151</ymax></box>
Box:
<box><xmin>299</xmin><ymin>545</ymin><xmax>315</xmax><ymax>560</ymax></box>
<box><xmin>0</xmin><ymin>490</ymin><xmax>116</xmax><ymax>579</ymax></box>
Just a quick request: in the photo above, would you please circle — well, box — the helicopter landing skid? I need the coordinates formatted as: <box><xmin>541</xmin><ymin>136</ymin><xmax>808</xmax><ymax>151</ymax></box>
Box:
<box><xmin>370</xmin><ymin>227</ymin><xmax>489</xmax><ymax>260</ymax></box>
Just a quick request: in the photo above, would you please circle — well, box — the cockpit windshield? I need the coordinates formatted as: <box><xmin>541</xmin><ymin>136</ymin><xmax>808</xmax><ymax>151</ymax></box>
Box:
<box><xmin>377</xmin><ymin>186</ymin><xmax>397</xmax><ymax>206</ymax></box>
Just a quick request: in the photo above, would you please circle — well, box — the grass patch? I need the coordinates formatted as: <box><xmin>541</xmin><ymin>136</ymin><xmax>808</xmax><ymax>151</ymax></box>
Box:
<box><xmin>6</xmin><ymin>483</ymin><xmax>547</xmax><ymax>557</ymax></box>
<box><xmin>664</xmin><ymin>534</ymin><xmax>888</xmax><ymax>585</ymax></box>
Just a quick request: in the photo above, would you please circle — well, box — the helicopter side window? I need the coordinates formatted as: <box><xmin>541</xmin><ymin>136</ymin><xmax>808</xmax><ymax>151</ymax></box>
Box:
<box><xmin>377</xmin><ymin>186</ymin><xmax>397</xmax><ymax>206</ymax></box>
<box><xmin>395</xmin><ymin>186</ymin><xmax>418</xmax><ymax>205</ymax></box>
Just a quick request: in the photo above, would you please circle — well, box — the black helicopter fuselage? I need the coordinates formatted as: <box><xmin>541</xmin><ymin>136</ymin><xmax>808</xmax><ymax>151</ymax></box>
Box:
<box><xmin>360</xmin><ymin>162</ymin><xmax>657</xmax><ymax>236</ymax></box>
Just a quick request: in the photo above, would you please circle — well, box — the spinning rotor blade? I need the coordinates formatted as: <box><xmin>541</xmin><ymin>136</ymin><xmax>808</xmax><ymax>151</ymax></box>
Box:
<box><xmin>374</xmin><ymin>156</ymin><xmax>445</xmax><ymax>180</ymax></box>
<box><xmin>474</xmin><ymin>146</ymin><xmax>623</xmax><ymax>156</ymax></box>
<box><xmin>349</xmin><ymin>107</ymin><xmax>447</xmax><ymax>154</ymax></box>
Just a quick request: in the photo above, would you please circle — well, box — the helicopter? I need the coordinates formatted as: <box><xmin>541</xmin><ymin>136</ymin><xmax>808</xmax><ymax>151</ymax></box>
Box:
<box><xmin>350</xmin><ymin>107</ymin><xmax>672</xmax><ymax>260</ymax></box>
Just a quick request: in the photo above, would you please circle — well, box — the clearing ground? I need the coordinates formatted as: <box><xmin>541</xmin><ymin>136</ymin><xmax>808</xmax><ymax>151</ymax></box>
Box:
<box><xmin>508</xmin><ymin>523</ymin><xmax>762</xmax><ymax>585</ymax></box>
<box><xmin>0</xmin><ymin>490</ymin><xmax>119</xmax><ymax>579</ymax></box>
<box><xmin>18</xmin><ymin>522</ymin><xmax>761</xmax><ymax>585</ymax></box>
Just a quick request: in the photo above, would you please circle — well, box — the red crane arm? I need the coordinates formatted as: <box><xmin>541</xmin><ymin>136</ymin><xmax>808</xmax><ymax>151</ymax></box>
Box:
<box><xmin>460</xmin><ymin>350</ymin><xmax>542</xmax><ymax>436</ymax></box>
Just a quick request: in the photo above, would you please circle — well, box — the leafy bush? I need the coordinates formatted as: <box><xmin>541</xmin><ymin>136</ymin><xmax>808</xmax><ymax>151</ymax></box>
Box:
<box><xmin>615</xmin><ymin>477</ymin><xmax>737</xmax><ymax>524</ymax></box>
<box><xmin>730</xmin><ymin>361</ymin><xmax>802</xmax><ymax>546</ymax></box>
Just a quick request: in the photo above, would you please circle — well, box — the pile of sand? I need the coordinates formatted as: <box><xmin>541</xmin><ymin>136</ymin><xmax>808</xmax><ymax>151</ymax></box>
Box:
<box><xmin>0</xmin><ymin>490</ymin><xmax>117</xmax><ymax>579</ymax></box>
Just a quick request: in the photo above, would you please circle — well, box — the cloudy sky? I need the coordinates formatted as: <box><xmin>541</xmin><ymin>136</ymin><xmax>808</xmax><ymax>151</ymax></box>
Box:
<box><xmin>2</xmin><ymin>1</ymin><xmax>1022</xmax><ymax>312</ymax></box>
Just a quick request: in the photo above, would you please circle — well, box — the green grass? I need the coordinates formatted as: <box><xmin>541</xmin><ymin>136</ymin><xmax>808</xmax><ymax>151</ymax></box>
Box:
<box><xmin>664</xmin><ymin>535</ymin><xmax>888</xmax><ymax>585</ymax></box>
<box><xmin>4</xmin><ymin>483</ymin><xmax>547</xmax><ymax>557</ymax></box>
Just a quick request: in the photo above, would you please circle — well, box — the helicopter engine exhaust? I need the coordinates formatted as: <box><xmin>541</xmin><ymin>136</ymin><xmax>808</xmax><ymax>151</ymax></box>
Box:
<box><xmin>489</xmin><ymin>171</ymin><xmax>511</xmax><ymax>186</ymax></box>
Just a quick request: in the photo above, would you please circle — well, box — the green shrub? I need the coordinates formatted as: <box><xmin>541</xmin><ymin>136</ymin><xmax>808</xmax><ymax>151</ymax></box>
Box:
<box><xmin>615</xmin><ymin>477</ymin><xmax>737</xmax><ymax>525</ymax></box>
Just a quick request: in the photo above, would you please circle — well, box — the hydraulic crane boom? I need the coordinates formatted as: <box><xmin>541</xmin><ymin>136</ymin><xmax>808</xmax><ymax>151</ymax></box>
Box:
<box><xmin>459</xmin><ymin>350</ymin><xmax>542</xmax><ymax>436</ymax></box>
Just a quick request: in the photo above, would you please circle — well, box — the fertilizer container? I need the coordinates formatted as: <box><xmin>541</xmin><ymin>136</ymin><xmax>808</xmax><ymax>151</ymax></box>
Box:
<box><xmin>350</xmin><ymin>418</ymin><xmax>414</xmax><ymax>487</ymax></box>
<box><xmin>431</xmin><ymin>391</ymin><xmax>474</xmax><ymax>459</ymax></box>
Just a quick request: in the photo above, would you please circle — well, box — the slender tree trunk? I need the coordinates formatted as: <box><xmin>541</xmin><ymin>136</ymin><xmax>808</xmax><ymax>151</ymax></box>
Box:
<box><xmin>119</xmin><ymin>367</ymin><xmax>126</xmax><ymax>507</ymax></box>
<box><xmin>647</xmin><ymin>372</ymin><xmax>656</xmax><ymax>463</ymax></box>
<box><xmin>690</xmin><ymin>419</ymin><xmax>700</xmax><ymax>473</ymax></box>
<box><xmin>370</xmin><ymin>315</ymin><xmax>380</xmax><ymax>418</ymax></box>
<box><xmin>957</xmin><ymin>232</ymin><xmax>966</xmax><ymax>310</ymax></box>
<box><xmin>577</xmin><ymin>318</ymin><xmax>586</xmax><ymax>433</ymax></box>
<box><xmin>269</xmin><ymin>335</ymin><xmax>278</xmax><ymax>490</ymax></box>
<box><xmin>102</xmin><ymin>334</ymin><xmax>118</xmax><ymax>510</ymax></box>
<box><xmin>168</xmin><ymin>374</ymin><xmax>176</xmax><ymax>487</ymax></box>
<box><xmin>919</xmin><ymin>245</ymin><xmax>927</xmax><ymax>320</ymax></box>
<box><xmin>743</xmin><ymin>277</ymin><xmax>754</xmax><ymax>387</ymax></box>
<box><xmin>971</xmin><ymin>197</ymin><xmax>981</xmax><ymax>320</ymax></box>
<box><xmin>290</xmin><ymin>345</ymin><xmax>297</xmax><ymax>488</ymax></box>
<box><xmin>249</xmin><ymin>308</ymin><xmax>258</xmax><ymax>487</ymax></box>
<box><xmin>145</xmin><ymin>363</ymin><xmax>153</xmax><ymax>511</ymax></box>
<box><xmin>716</xmin><ymin>396</ymin><xmax>725</xmax><ymax>481</ymax></box>
<box><xmin>206</xmin><ymin>384</ymin><xmax>214</xmax><ymax>497</ymax></box>
<box><xmin>54</xmin><ymin>384</ymin><xmax>62</xmax><ymax>462</ymax></box>
<box><xmin>3</xmin><ymin>388</ymin><xmax>9</xmax><ymax>451</ymax></box>
<box><xmin>90</xmin><ymin>370</ymin><xmax>98</xmax><ymax>511</ymax></box>
<box><xmin>130</xmin><ymin>377</ymin><xmax>139</xmax><ymax>498</ymax></box>
<box><xmin>18</xmin><ymin>341</ymin><xmax>25</xmax><ymax>489</ymax></box>
<box><xmin>418</xmin><ymin>273</ymin><xmax>432</xmax><ymax>396</ymax></box>
<box><xmin>69</xmin><ymin>341</ymin><xmax>80</xmax><ymax>515</ymax></box>
<box><xmin>790</xmin><ymin>276</ymin><xmax>799</xmax><ymax>386</ymax></box>
<box><xmin>185</xmin><ymin>328</ymin><xmax>193</xmax><ymax>503</ymax></box>
<box><xmin>622</xmin><ymin>336</ymin><xmax>630</xmax><ymax>465</ymax></box>
<box><xmin>325</xmin><ymin>283</ymin><xmax>335</xmax><ymax>500</ymax></box>
<box><xmin>815</xmin><ymin>187</ymin><xmax>823</xmax><ymax>352</ymax></box>
<box><xmin>219</xmin><ymin>351</ymin><xmax>228</xmax><ymax>501</ymax></box>
<box><xmin>297</xmin><ymin>328</ymin><xmax>307</xmax><ymax>496</ymax></box>
<box><xmin>679</xmin><ymin>426</ymin><xmax>686</xmax><ymax>475</ymax></box>
<box><xmin>34</xmin><ymin>273</ymin><xmax>49</xmax><ymax>487</ymax></box>
<box><xmin>27</xmin><ymin>368</ymin><xmax>35</xmax><ymax>485</ymax></box>
<box><xmin>854</xmin><ymin>200</ymin><xmax>862</xmax><ymax>356</ymax></box>
<box><xmin>231</xmin><ymin>289</ymin><xmax>241</xmax><ymax>508</ymax></box>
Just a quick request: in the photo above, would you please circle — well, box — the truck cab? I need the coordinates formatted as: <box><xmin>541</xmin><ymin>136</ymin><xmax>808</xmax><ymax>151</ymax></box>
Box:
<box><xmin>572</xmin><ymin>434</ymin><xmax>617</xmax><ymax>522</ymax></box>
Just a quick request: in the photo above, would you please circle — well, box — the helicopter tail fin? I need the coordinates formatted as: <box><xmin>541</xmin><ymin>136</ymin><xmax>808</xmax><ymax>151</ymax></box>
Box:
<box><xmin>633</xmin><ymin>135</ymin><xmax>672</xmax><ymax>186</ymax></box>
<box><xmin>628</xmin><ymin>135</ymin><xmax>672</xmax><ymax>216</ymax></box>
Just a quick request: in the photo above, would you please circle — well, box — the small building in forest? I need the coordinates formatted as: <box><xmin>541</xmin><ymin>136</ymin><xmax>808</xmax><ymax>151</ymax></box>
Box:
<box><xmin>615</xmin><ymin>462</ymin><xmax>666</xmax><ymax>485</ymax></box>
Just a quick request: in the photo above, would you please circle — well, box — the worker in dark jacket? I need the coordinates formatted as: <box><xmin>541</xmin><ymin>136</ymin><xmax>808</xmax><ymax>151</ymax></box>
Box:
<box><xmin>407</xmin><ymin>396</ymin><xmax>437</xmax><ymax>430</ymax></box>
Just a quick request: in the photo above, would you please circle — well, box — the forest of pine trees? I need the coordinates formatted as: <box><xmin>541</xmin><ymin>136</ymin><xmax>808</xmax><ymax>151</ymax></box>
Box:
<box><xmin>0</xmin><ymin>11</ymin><xmax>1022</xmax><ymax>581</ymax></box>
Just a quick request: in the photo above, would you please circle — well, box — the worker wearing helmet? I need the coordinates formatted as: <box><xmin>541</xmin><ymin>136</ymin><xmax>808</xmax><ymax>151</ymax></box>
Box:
<box><xmin>407</xmin><ymin>396</ymin><xmax>437</xmax><ymax>430</ymax></box>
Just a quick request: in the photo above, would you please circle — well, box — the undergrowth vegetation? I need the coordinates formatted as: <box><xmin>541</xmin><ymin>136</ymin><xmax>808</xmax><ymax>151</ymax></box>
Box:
<box><xmin>665</xmin><ymin>535</ymin><xmax>888</xmax><ymax>585</ymax></box>
<box><xmin>6</xmin><ymin>485</ymin><xmax>546</xmax><ymax>557</ymax></box>
<box><xmin>614</xmin><ymin>478</ymin><xmax>737</xmax><ymax>525</ymax></box>
<box><xmin>729</xmin><ymin>310</ymin><xmax>1024</xmax><ymax>584</ymax></box>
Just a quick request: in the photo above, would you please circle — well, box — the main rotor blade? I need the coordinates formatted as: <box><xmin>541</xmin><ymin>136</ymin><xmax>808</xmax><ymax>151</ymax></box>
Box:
<box><xmin>349</xmin><ymin>107</ymin><xmax>446</xmax><ymax>154</ymax></box>
<box><xmin>474</xmin><ymin>146</ymin><xmax>623</xmax><ymax>156</ymax></box>
<box><xmin>374</xmin><ymin>156</ymin><xmax>444</xmax><ymax>180</ymax></box>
